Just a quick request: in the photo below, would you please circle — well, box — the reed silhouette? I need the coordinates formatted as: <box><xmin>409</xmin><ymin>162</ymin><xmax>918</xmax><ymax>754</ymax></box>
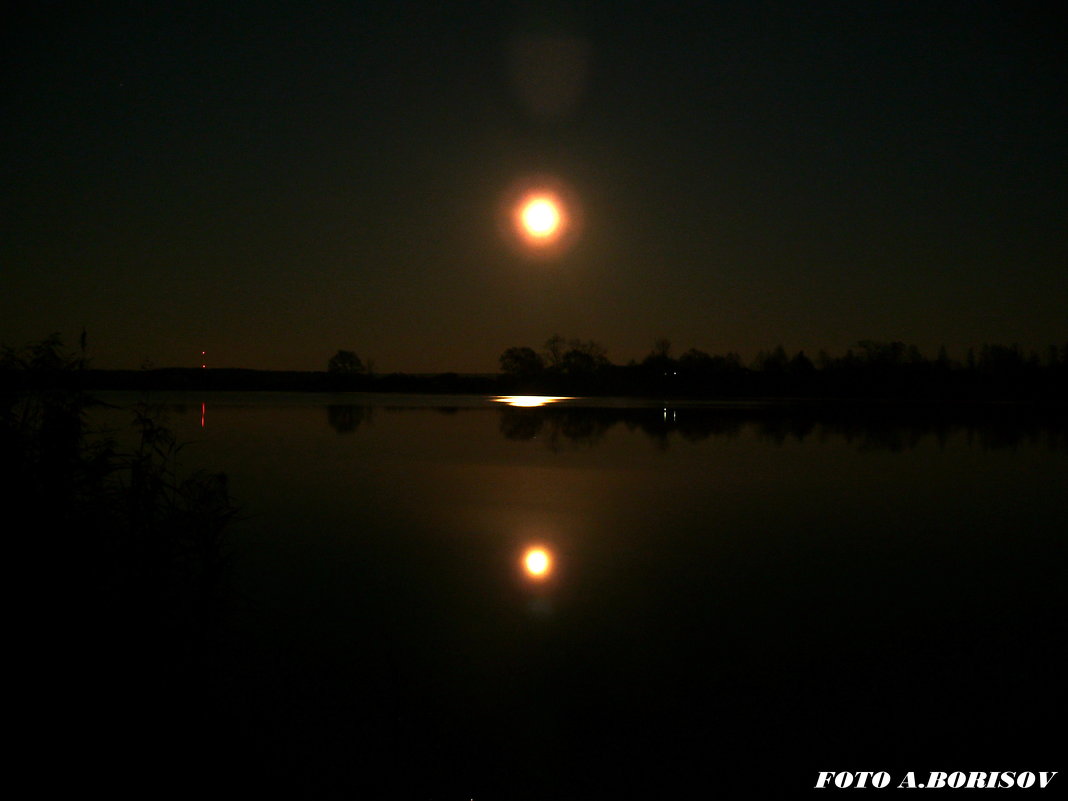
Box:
<box><xmin>3</xmin><ymin>334</ymin><xmax>240</xmax><ymax>789</ymax></box>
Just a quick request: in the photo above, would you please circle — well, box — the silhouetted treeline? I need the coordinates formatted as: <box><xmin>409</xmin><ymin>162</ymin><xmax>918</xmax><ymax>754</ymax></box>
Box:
<box><xmin>499</xmin><ymin>337</ymin><xmax>1068</xmax><ymax>401</ymax></box>
<box><xmin>4</xmin><ymin>336</ymin><xmax>1067</xmax><ymax>401</ymax></box>
<box><xmin>0</xmin><ymin>366</ymin><xmax>501</xmax><ymax>394</ymax></box>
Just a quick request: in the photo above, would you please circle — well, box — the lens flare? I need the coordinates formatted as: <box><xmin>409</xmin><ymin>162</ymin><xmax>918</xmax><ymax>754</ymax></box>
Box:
<box><xmin>508</xmin><ymin>34</ymin><xmax>591</xmax><ymax>121</ymax></box>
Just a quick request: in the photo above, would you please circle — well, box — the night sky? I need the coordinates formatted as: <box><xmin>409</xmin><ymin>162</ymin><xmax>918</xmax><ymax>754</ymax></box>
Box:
<box><xmin>4</xmin><ymin>1</ymin><xmax>1065</xmax><ymax>372</ymax></box>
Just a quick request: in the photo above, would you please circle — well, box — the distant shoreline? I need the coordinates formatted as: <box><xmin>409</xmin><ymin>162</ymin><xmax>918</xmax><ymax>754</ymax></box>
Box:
<box><xmin>3</xmin><ymin>365</ymin><xmax>1066</xmax><ymax>406</ymax></box>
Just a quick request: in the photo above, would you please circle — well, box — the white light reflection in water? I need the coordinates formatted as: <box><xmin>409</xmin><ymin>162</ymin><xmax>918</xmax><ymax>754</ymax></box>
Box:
<box><xmin>492</xmin><ymin>396</ymin><xmax>574</xmax><ymax>408</ymax></box>
<box><xmin>520</xmin><ymin>543</ymin><xmax>557</xmax><ymax>616</ymax></box>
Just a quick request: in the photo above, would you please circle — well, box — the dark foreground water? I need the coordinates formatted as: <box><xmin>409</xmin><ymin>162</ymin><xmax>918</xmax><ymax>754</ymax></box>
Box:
<box><xmin>74</xmin><ymin>394</ymin><xmax>1064</xmax><ymax>797</ymax></box>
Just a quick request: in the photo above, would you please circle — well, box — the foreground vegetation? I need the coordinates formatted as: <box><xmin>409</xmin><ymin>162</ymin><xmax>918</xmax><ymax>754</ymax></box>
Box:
<box><xmin>3</xmin><ymin>335</ymin><xmax>239</xmax><ymax>784</ymax></box>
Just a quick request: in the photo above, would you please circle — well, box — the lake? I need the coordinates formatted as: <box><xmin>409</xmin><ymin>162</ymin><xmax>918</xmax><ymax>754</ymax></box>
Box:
<box><xmin>83</xmin><ymin>392</ymin><xmax>1064</xmax><ymax>797</ymax></box>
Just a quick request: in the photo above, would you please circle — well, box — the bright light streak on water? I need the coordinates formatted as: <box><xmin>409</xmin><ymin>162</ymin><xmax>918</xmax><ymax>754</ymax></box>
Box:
<box><xmin>492</xmin><ymin>396</ymin><xmax>573</xmax><ymax>407</ymax></box>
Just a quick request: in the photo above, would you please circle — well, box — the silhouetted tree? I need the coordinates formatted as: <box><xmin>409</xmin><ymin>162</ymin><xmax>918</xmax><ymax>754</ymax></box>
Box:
<box><xmin>678</xmin><ymin>348</ymin><xmax>712</xmax><ymax>370</ymax></box>
<box><xmin>643</xmin><ymin>338</ymin><xmax>676</xmax><ymax>373</ymax></box>
<box><xmin>328</xmin><ymin>349</ymin><xmax>365</xmax><ymax>375</ymax></box>
<box><xmin>757</xmin><ymin>345</ymin><xmax>789</xmax><ymax>373</ymax></box>
<box><xmin>499</xmin><ymin>346</ymin><xmax>545</xmax><ymax>379</ymax></box>
<box><xmin>560</xmin><ymin>348</ymin><xmax>599</xmax><ymax>376</ymax></box>
<box><xmin>544</xmin><ymin>335</ymin><xmax>567</xmax><ymax>370</ymax></box>
<box><xmin>559</xmin><ymin>339</ymin><xmax>609</xmax><ymax>376</ymax></box>
<box><xmin>979</xmin><ymin>343</ymin><xmax>1024</xmax><ymax>375</ymax></box>
<box><xmin>788</xmin><ymin>350</ymin><xmax>815</xmax><ymax>376</ymax></box>
<box><xmin>857</xmin><ymin>340</ymin><xmax>907</xmax><ymax>366</ymax></box>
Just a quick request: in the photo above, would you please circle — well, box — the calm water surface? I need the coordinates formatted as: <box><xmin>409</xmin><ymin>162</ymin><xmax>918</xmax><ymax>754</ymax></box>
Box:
<box><xmin>90</xmin><ymin>393</ymin><xmax>1066</xmax><ymax>797</ymax></box>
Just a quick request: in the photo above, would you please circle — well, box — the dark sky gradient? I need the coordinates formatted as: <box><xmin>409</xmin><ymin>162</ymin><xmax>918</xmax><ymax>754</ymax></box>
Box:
<box><xmin>4</xmin><ymin>1</ymin><xmax>1065</xmax><ymax>371</ymax></box>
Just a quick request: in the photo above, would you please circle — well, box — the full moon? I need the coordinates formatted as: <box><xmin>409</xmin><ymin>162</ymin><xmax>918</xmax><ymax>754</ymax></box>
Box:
<box><xmin>520</xmin><ymin>197</ymin><xmax>561</xmax><ymax>238</ymax></box>
<box><xmin>499</xmin><ymin>176</ymin><xmax>581</xmax><ymax>259</ymax></box>
<box><xmin>523</xmin><ymin>546</ymin><xmax>552</xmax><ymax>579</ymax></box>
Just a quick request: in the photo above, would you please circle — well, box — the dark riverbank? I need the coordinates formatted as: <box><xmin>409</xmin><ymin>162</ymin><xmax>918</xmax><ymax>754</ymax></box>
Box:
<box><xmin>3</xmin><ymin>362</ymin><xmax>1066</xmax><ymax>404</ymax></box>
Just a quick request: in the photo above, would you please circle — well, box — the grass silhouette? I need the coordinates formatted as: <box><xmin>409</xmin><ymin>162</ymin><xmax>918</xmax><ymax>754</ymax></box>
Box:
<box><xmin>3</xmin><ymin>334</ymin><xmax>240</xmax><ymax>789</ymax></box>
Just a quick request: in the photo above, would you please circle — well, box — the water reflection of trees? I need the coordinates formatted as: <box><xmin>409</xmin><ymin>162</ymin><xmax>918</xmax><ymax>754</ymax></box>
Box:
<box><xmin>498</xmin><ymin>407</ymin><xmax>614</xmax><ymax>450</ymax></box>
<box><xmin>497</xmin><ymin>404</ymin><xmax>1068</xmax><ymax>453</ymax></box>
<box><xmin>326</xmin><ymin>404</ymin><xmax>372</xmax><ymax>434</ymax></box>
<box><xmin>327</xmin><ymin>404</ymin><xmax>471</xmax><ymax>434</ymax></box>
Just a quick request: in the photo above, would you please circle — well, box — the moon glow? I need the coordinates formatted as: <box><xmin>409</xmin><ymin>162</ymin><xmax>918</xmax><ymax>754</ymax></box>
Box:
<box><xmin>523</xmin><ymin>546</ymin><xmax>553</xmax><ymax>579</ymax></box>
<box><xmin>514</xmin><ymin>191</ymin><xmax>567</xmax><ymax>248</ymax></box>
<box><xmin>520</xmin><ymin>196</ymin><xmax>561</xmax><ymax>238</ymax></box>
<box><xmin>500</xmin><ymin>176</ymin><xmax>581</xmax><ymax>259</ymax></box>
